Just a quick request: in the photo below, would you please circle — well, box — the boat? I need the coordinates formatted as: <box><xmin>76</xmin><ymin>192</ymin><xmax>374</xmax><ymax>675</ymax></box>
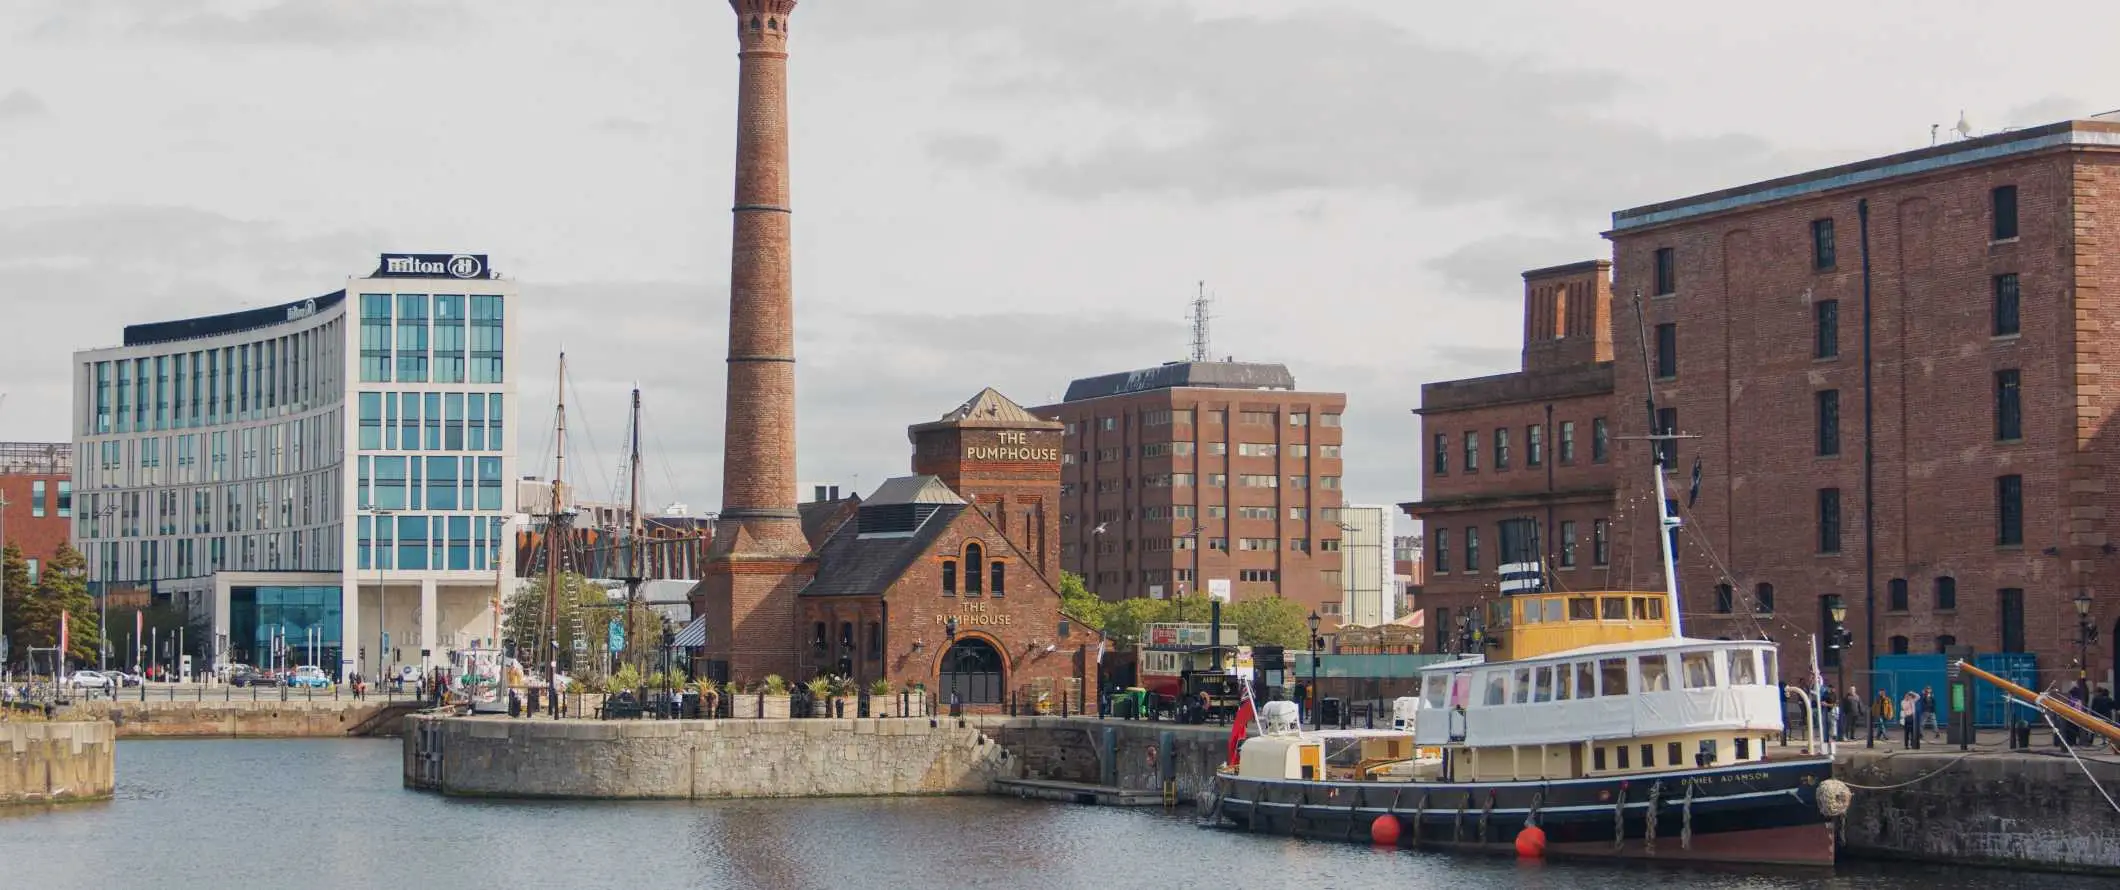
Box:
<box><xmin>1210</xmin><ymin>396</ymin><xmax>1847</xmax><ymax>866</ymax></box>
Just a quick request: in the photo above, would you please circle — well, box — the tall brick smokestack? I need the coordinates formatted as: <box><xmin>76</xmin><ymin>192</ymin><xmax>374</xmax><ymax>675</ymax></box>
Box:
<box><xmin>699</xmin><ymin>0</ymin><xmax>811</xmax><ymax>682</ymax></box>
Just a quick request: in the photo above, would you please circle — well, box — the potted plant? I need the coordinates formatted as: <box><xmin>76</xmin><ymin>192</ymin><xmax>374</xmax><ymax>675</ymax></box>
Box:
<box><xmin>760</xmin><ymin>674</ymin><xmax>791</xmax><ymax>719</ymax></box>
<box><xmin>868</xmin><ymin>677</ymin><xmax>896</xmax><ymax>717</ymax></box>
<box><xmin>905</xmin><ymin>682</ymin><xmax>929</xmax><ymax>718</ymax></box>
<box><xmin>694</xmin><ymin>679</ymin><xmax>720</xmax><ymax>718</ymax></box>
<box><xmin>803</xmin><ymin>676</ymin><xmax>833</xmax><ymax>717</ymax></box>
<box><xmin>829</xmin><ymin>675</ymin><xmax>858</xmax><ymax>719</ymax></box>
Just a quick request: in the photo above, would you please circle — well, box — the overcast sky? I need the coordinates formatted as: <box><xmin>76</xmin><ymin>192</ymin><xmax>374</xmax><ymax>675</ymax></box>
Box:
<box><xmin>2</xmin><ymin>0</ymin><xmax>2113</xmax><ymax>518</ymax></box>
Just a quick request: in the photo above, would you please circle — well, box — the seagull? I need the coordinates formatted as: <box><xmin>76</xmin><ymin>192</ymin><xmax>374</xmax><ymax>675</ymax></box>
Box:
<box><xmin>1093</xmin><ymin>522</ymin><xmax>1109</xmax><ymax>535</ymax></box>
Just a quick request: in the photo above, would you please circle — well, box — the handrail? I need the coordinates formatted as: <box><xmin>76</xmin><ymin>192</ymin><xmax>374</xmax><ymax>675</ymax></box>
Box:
<box><xmin>1954</xmin><ymin>660</ymin><xmax>2120</xmax><ymax>748</ymax></box>
<box><xmin>1782</xmin><ymin>686</ymin><xmax>1821</xmax><ymax>756</ymax></box>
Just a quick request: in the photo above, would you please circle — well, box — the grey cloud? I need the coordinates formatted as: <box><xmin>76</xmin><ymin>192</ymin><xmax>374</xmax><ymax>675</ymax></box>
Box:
<box><xmin>595</xmin><ymin>117</ymin><xmax>655</xmax><ymax>136</ymax></box>
<box><xmin>0</xmin><ymin>89</ymin><xmax>50</xmax><ymax>122</ymax></box>
<box><xmin>27</xmin><ymin>0</ymin><xmax>469</xmax><ymax>47</ymax></box>
<box><xmin>1424</xmin><ymin>234</ymin><xmax>1601</xmax><ymax>297</ymax></box>
<box><xmin>855</xmin><ymin>0</ymin><xmax>1793</xmax><ymax>219</ymax></box>
<box><xmin>922</xmin><ymin>132</ymin><xmax>1006</xmax><ymax>169</ymax></box>
<box><xmin>2001</xmin><ymin>96</ymin><xmax>2093</xmax><ymax>129</ymax></box>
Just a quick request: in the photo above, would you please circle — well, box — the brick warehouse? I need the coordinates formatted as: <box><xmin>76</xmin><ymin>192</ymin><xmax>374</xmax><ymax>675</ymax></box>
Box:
<box><xmin>0</xmin><ymin>443</ymin><xmax>73</xmax><ymax>582</ymax></box>
<box><xmin>789</xmin><ymin>389</ymin><xmax>1101</xmax><ymax>709</ymax></box>
<box><xmin>1033</xmin><ymin>362</ymin><xmax>1348</xmax><ymax>626</ymax></box>
<box><xmin>1403</xmin><ymin>262</ymin><xmax>1621</xmax><ymax>653</ymax></box>
<box><xmin>1596</xmin><ymin>115</ymin><xmax>2120</xmax><ymax>688</ymax></box>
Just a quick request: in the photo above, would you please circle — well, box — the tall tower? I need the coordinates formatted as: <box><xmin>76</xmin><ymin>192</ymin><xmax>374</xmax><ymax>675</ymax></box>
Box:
<box><xmin>698</xmin><ymin>0</ymin><xmax>811</xmax><ymax>683</ymax></box>
<box><xmin>910</xmin><ymin>388</ymin><xmax>1065</xmax><ymax>580</ymax></box>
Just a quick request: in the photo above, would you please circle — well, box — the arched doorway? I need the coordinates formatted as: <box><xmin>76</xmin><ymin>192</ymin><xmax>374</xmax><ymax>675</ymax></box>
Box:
<box><xmin>938</xmin><ymin>637</ymin><xmax>1006</xmax><ymax>705</ymax></box>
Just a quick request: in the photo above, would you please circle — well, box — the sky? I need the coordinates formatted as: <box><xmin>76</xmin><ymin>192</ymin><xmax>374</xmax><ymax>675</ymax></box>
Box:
<box><xmin>2</xmin><ymin>0</ymin><xmax>2115</xmax><ymax>518</ymax></box>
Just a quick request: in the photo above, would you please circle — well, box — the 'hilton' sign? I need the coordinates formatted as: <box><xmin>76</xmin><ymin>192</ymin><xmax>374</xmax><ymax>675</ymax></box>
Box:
<box><xmin>372</xmin><ymin>253</ymin><xmax>492</xmax><ymax>280</ymax></box>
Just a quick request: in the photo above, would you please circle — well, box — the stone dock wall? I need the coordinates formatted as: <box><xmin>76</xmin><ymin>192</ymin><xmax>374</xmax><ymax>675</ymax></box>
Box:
<box><xmin>1839</xmin><ymin>749</ymin><xmax>2120</xmax><ymax>874</ymax></box>
<box><xmin>990</xmin><ymin>717</ymin><xmax>1226</xmax><ymax>801</ymax></box>
<box><xmin>2</xmin><ymin>720</ymin><xmax>116</xmax><ymax>806</ymax></box>
<box><xmin>65</xmin><ymin>699</ymin><xmax>422</xmax><ymax>739</ymax></box>
<box><xmin>405</xmin><ymin>714</ymin><xmax>1016</xmax><ymax>799</ymax></box>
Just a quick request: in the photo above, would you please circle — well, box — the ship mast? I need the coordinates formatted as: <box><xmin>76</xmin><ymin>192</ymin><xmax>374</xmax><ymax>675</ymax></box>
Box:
<box><xmin>1630</xmin><ymin>295</ymin><xmax>1686</xmax><ymax>639</ymax></box>
<box><xmin>626</xmin><ymin>385</ymin><xmax>644</xmax><ymax>677</ymax></box>
<box><xmin>544</xmin><ymin>352</ymin><xmax>569</xmax><ymax>712</ymax></box>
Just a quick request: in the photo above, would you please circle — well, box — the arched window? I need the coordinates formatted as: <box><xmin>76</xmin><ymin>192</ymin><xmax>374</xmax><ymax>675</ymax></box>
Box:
<box><xmin>748</xmin><ymin>16</ymin><xmax>761</xmax><ymax>30</ymax></box>
<box><xmin>991</xmin><ymin>561</ymin><xmax>1006</xmax><ymax>596</ymax></box>
<box><xmin>1934</xmin><ymin>576</ymin><xmax>1957</xmax><ymax>610</ymax></box>
<box><xmin>964</xmin><ymin>542</ymin><xmax>984</xmax><ymax>594</ymax></box>
<box><xmin>1888</xmin><ymin>578</ymin><xmax>1908</xmax><ymax>612</ymax></box>
<box><xmin>1889</xmin><ymin>635</ymin><xmax>1909</xmax><ymax>655</ymax></box>
<box><xmin>1753</xmin><ymin>582</ymin><xmax>1775</xmax><ymax>614</ymax></box>
<box><xmin>1713</xmin><ymin>584</ymin><xmax>1733</xmax><ymax>614</ymax></box>
<box><xmin>767</xmin><ymin>17</ymin><xmax>778</xmax><ymax>30</ymax></box>
<box><xmin>941</xmin><ymin>560</ymin><xmax>956</xmax><ymax>595</ymax></box>
<box><xmin>1934</xmin><ymin>633</ymin><xmax>1957</xmax><ymax>654</ymax></box>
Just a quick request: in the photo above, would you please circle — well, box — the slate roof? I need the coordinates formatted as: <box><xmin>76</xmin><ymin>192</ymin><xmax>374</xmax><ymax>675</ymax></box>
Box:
<box><xmin>910</xmin><ymin>387</ymin><xmax>1061</xmax><ymax>434</ymax></box>
<box><xmin>799</xmin><ymin>496</ymin><xmax>860</xmax><ymax>550</ymax></box>
<box><xmin>865</xmin><ymin>475</ymin><xmax>965</xmax><ymax>506</ymax></box>
<box><xmin>803</xmin><ymin>502</ymin><xmax>966</xmax><ymax>598</ymax></box>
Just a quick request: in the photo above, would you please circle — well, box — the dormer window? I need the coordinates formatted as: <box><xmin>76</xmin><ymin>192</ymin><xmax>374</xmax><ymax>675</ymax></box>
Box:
<box><xmin>964</xmin><ymin>542</ymin><xmax>984</xmax><ymax>595</ymax></box>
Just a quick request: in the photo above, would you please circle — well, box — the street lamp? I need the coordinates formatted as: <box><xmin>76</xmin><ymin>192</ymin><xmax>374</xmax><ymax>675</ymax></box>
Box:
<box><xmin>2074</xmin><ymin>590</ymin><xmax>2098</xmax><ymax>686</ymax></box>
<box><xmin>92</xmin><ymin>504</ymin><xmax>119</xmax><ymax>673</ymax></box>
<box><xmin>1307</xmin><ymin>610</ymin><xmax>1322</xmax><ymax>730</ymax></box>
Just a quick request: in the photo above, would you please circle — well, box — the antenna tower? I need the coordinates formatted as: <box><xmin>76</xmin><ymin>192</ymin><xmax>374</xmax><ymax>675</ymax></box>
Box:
<box><xmin>1189</xmin><ymin>281</ymin><xmax>1213</xmax><ymax>362</ymax></box>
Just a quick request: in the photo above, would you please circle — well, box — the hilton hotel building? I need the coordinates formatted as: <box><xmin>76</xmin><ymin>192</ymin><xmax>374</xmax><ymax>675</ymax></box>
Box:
<box><xmin>71</xmin><ymin>254</ymin><xmax>519</xmax><ymax>681</ymax></box>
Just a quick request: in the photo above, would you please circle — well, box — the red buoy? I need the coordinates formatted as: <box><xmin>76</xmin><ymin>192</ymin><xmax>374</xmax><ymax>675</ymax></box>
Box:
<box><xmin>1370</xmin><ymin>814</ymin><xmax>1401</xmax><ymax>846</ymax></box>
<box><xmin>1514</xmin><ymin>825</ymin><xmax>1547</xmax><ymax>859</ymax></box>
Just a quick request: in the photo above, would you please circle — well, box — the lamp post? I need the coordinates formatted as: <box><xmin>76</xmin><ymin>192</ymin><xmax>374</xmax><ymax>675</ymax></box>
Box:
<box><xmin>91</xmin><ymin>504</ymin><xmax>118</xmax><ymax>673</ymax></box>
<box><xmin>2074</xmin><ymin>590</ymin><xmax>2098</xmax><ymax>688</ymax></box>
<box><xmin>1828</xmin><ymin>596</ymin><xmax>1849</xmax><ymax>743</ymax></box>
<box><xmin>1307</xmin><ymin>610</ymin><xmax>1322</xmax><ymax>730</ymax></box>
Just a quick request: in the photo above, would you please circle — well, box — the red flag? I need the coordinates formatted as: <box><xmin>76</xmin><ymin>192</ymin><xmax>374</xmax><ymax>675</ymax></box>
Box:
<box><xmin>1228</xmin><ymin>690</ymin><xmax>1257</xmax><ymax>767</ymax></box>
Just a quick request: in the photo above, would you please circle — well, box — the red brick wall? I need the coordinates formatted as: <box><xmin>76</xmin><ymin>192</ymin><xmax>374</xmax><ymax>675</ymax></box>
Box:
<box><xmin>1608</xmin><ymin>145</ymin><xmax>2120</xmax><ymax>684</ymax></box>
<box><xmin>0</xmin><ymin>474</ymin><xmax>71</xmax><ymax>568</ymax></box>
<box><xmin>800</xmin><ymin>509</ymin><xmax>1101</xmax><ymax>710</ymax></box>
<box><xmin>911</xmin><ymin>424</ymin><xmax>1064</xmax><ymax>580</ymax></box>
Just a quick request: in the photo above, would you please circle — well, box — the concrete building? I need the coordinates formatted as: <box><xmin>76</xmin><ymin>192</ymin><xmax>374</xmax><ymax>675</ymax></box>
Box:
<box><xmin>1403</xmin><ymin>261</ymin><xmax>1620</xmax><ymax>654</ymax></box>
<box><xmin>70</xmin><ymin>253</ymin><xmax>518</xmax><ymax>680</ymax></box>
<box><xmin>1336</xmin><ymin>504</ymin><xmax>1396</xmax><ymax>627</ymax></box>
<box><xmin>1606</xmin><ymin>115</ymin><xmax>2120</xmax><ymax>687</ymax></box>
<box><xmin>0</xmin><ymin>443</ymin><xmax>73</xmax><ymax>584</ymax></box>
<box><xmin>1033</xmin><ymin>361</ymin><xmax>1348</xmax><ymax>623</ymax></box>
<box><xmin>1392</xmin><ymin>533</ymin><xmax>1424</xmax><ymax>616</ymax></box>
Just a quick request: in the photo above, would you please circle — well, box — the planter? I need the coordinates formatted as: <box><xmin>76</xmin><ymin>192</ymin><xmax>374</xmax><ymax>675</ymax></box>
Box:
<box><xmin>834</xmin><ymin>696</ymin><xmax>858</xmax><ymax>719</ymax></box>
<box><xmin>761</xmin><ymin>694</ymin><xmax>791</xmax><ymax>719</ymax></box>
<box><xmin>808</xmin><ymin>697</ymin><xmax>829</xmax><ymax>718</ymax></box>
<box><xmin>905</xmin><ymin>691</ymin><xmax>929</xmax><ymax>718</ymax></box>
<box><xmin>869</xmin><ymin>696</ymin><xmax>895</xmax><ymax>718</ymax></box>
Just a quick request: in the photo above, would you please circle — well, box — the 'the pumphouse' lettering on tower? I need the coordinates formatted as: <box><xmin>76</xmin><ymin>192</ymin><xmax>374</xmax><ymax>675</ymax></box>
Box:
<box><xmin>962</xmin><ymin>430</ymin><xmax>1059</xmax><ymax>462</ymax></box>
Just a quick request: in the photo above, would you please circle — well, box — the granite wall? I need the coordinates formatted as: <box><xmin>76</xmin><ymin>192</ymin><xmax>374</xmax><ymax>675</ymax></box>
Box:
<box><xmin>66</xmin><ymin>699</ymin><xmax>420</xmax><ymax>738</ymax></box>
<box><xmin>2</xmin><ymin>720</ymin><xmax>116</xmax><ymax>806</ymax></box>
<box><xmin>990</xmin><ymin>717</ymin><xmax>1227</xmax><ymax>801</ymax></box>
<box><xmin>406</xmin><ymin>714</ymin><xmax>1016</xmax><ymax>799</ymax></box>
<box><xmin>1839</xmin><ymin>749</ymin><xmax>2120</xmax><ymax>874</ymax></box>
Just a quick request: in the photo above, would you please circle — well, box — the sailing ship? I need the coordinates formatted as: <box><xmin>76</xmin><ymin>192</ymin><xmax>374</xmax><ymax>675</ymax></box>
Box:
<box><xmin>1210</xmin><ymin>333</ymin><xmax>1848</xmax><ymax>866</ymax></box>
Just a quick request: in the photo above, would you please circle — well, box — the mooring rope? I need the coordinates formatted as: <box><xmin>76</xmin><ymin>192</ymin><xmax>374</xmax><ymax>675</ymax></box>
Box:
<box><xmin>1611</xmin><ymin>785</ymin><xmax>1627</xmax><ymax>851</ymax></box>
<box><xmin>1680</xmin><ymin>783</ymin><xmax>1694</xmax><ymax>850</ymax></box>
<box><xmin>1478</xmin><ymin>791</ymin><xmax>1495</xmax><ymax>844</ymax></box>
<box><xmin>1644</xmin><ymin>781</ymin><xmax>1662</xmax><ymax>855</ymax></box>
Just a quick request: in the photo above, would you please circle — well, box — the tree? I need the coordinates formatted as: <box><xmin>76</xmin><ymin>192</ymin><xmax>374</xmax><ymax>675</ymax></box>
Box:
<box><xmin>2</xmin><ymin>541</ymin><xmax>30</xmax><ymax>668</ymax></box>
<box><xmin>1057</xmin><ymin>571</ymin><xmax>1106</xmax><ymax>631</ymax></box>
<box><xmin>6</xmin><ymin>543</ymin><xmax>101</xmax><ymax>668</ymax></box>
<box><xmin>1224</xmin><ymin>595</ymin><xmax>1311</xmax><ymax>648</ymax></box>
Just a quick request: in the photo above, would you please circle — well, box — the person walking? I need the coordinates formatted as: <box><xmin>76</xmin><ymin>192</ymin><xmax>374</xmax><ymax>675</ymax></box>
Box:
<box><xmin>1873</xmin><ymin>689</ymin><xmax>1895</xmax><ymax>740</ymax></box>
<box><xmin>1901</xmin><ymin>690</ymin><xmax>1921</xmax><ymax>749</ymax></box>
<box><xmin>1920</xmin><ymin>686</ymin><xmax>1939</xmax><ymax>741</ymax></box>
<box><xmin>1840</xmin><ymin>686</ymin><xmax>1864</xmax><ymax>742</ymax></box>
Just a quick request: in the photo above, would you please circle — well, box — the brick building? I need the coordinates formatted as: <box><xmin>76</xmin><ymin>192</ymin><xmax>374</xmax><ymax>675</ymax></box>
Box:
<box><xmin>1603</xmin><ymin>116</ymin><xmax>2120</xmax><ymax>687</ymax></box>
<box><xmin>791</xmin><ymin>389</ymin><xmax>1101</xmax><ymax>710</ymax></box>
<box><xmin>1033</xmin><ymin>361</ymin><xmax>1348</xmax><ymax>624</ymax></box>
<box><xmin>1403</xmin><ymin>262</ymin><xmax>1621</xmax><ymax>654</ymax></box>
<box><xmin>0</xmin><ymin>442</ymin><xmax>73</xmax><ymax>584</ymax></box>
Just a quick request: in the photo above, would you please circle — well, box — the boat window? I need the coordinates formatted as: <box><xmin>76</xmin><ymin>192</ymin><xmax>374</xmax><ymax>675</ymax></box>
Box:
<box><xmin>1735</xmin><ymin>736</ymin><xmax>1752</xmax><ymax>760</ymax></box>
<box><xmin>1682</xmin><ymin>651</ymin><xmax>1717</xmax><ymax>688</ymax></box>
<box><xmin>1533</xmin><ymin>666</ymin><xmax>1554</xmax><ymax>703</ymax></box>
<box><xmin>1761</xmin><ymin>654</ymin><xmax>1779</xmax><ymax>688</ymax></box>
<box><xmin>1640</xmin><ymin>743</ymin><xmax>1655</xmax><ymax>768</ymax></box>
<box><xmin>1487</xmin><ymin>600</ymin><xmax>1508</xmax><ymax>628</ymax></box>
<box><xmin>1518</xmin><ymin>599</ymin><xmax>1540</xmax><ymax>625</ymax></box>
<box><xmin>1593</xmin><ymin>746</ymin><xmax>1607</xmax><ymax>771</ymax></box>
<box><xmin>1638</xmin><ymin>654</ymin><xmax>1671</xmax><ymax>691</ymax></box>
<box><xmin>1512</xmin><ymin>668</ymin><xmax>1532</xmax><ymax>704</ymax></box>
<box><xmin>1554</xmin><ymin>664</ymin><xmax>1573</xmax><ymax>701</ymax></box>
<box><xmin>1599</xmin><ymin>658</ymin><xmax>1629</xmax><ymax>696</ymax></box>
<box><xmin>1422</xmin><ymin>674</ymin><xmax>1448</xmax><ymax>708</ymax></box>
<box><xmin>1543</xmin><ymin>599</ymin><xmax>1564</xmax><ymax>622</ymax></box>
<box><xmin>1601</xmin><ymin>597</ymin><xmax>1628</xmax><ymax>620</ymax></box>
<box><xmin>1484</xmin><ymin>671</ymin><xmax>1507</xmax><ymax>706</ymax></box>
<box><xmin>1727</xmin><ymin>649</ymin><xmax>1758</xmax><ymax>685</ymax></box>
<box><xmin>1615</xmin><ymin>745</ymin><xmax>1631</xmax><ymax>769</ymax></box>
<box><xmin>1668</xmin><ymin>741</ymin><xmax>1683</xmax><ymax>766</ymax></box>
<box><xmin>1632</xmin><ymin>597</ymin><xmax>1652</xmax><ymax>620</ymax></box>
<box><xmin>1569</xmin><ymin>597</ymin><xmax>1595</xmax><ymax>620</ymax></box>
<box><xmin>1576</xmin><ymin>662</ymin><xmax>1597</xmax><ymax>698</ymax></box>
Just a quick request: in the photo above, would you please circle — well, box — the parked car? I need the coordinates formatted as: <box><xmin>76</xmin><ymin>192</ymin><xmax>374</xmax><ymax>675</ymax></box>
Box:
<box><xmin>287</xmin><ymin>666</ymin><xmax>332</xmax><ymax>689</ymax></box>
<box><xmin>106</xmin><ymin>670</ymin><xmax>143</xmax><ymax>687</ymax></box>
<box><xmin>67</xmin><ymin>671</ymin><xmax>114</xmax><ymax>690</ymax></box>
<box><xmin>231</xmin><ymin>667</ymin><xmax>278</xmax><ymax>687</ymax></box>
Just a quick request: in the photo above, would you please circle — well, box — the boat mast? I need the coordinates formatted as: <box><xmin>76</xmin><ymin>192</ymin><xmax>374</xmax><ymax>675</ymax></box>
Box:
<box><xmin>545</xmin><ymin>352</ymin><xmax>569</xmax><ymax>708</ymax></box>
<box><xmin>626</xmin><ymin>385</ymin><xmax>644</xmax><ymax>677</ymax></box>
<box><xmin>1630</xmin><ymin>294</ymin><xmax>1685</xmax><ymax>639</ymax></box>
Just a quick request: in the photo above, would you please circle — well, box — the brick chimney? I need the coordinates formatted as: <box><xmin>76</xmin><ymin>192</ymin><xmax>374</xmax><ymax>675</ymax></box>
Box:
<box><xmin>697</xmin><ymin>0</ymin><xmax>812</xmax><ymax>683</ymax></box>
<box><xmin>1520</xmin><ymin>259</ymin><xmax>1613</xmax><ymax>372</ymax></box>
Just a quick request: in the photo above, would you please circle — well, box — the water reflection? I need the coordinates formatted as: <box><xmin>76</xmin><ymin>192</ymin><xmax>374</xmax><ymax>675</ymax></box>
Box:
<box><xmin>0</xmin><ymin>739</ymin><xmax>2104</xmax><ymax>890</ymax></box>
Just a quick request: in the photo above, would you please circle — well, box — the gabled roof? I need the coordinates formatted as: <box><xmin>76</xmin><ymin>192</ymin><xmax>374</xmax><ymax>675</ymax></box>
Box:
<box><xmin>799</xmin><ymin>496</ymin><xmax>860</xmax><ymax>550</ymax></box>
<box><xmin>909</xmin><ymin>387</ymin><xmax>1062</xmax><ymax>434</ymax></box>
<box><xmin>804</xmin><ymin>503</ymin><xmax>967</xmax><ymax>597</ymax></box>
<box><xmin>864</xmin><ymin>475</ymin><xmax>966</xmax><ymax>506</ymax></box>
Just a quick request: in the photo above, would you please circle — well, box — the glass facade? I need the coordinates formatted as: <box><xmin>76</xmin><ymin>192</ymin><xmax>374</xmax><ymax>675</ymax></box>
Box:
<box><xmin>359</xmin><ymin>291</ymin><xmax>504</xmax><ymax>386</ymax></box>
<box><xmin>228</xmin><ymin>585</ymin><xmax>342</xmax><ymax>668</ymax></box>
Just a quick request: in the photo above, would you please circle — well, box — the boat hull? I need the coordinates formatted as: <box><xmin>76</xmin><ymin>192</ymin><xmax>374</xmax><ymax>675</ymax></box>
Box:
<box><xmin>1210</xmin><ymin>757</ymin><xmax>1836</xmax><ymax>867</ymax></box>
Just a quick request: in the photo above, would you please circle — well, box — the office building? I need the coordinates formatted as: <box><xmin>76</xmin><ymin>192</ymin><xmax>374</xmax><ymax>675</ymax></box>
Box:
<box><xmin>71</xmin><ymin>253</ymin><xmax>518</xmax><ymax>680</ymax></box>
<box><xmin>1336</xmin><ymin>503</ymin><xmax>1396</xmax><ymax>627</ymax></box>
<box><xmin>1034</xmin><ymin>361</ymin><xmax>1348</xmax><ymax>624</ymax></box>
